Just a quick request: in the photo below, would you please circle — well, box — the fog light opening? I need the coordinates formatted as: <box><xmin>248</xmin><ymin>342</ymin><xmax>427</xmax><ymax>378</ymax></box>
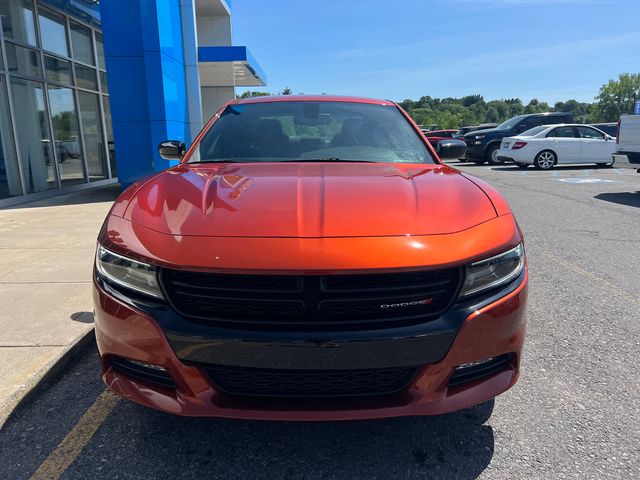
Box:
<box><xmin>448</xmin><ymin>354</ymin><xmax>513</xmax><ymax>387</ymax></box>
<box><xmin>111</xmin><ymin>357</ymin><xmax>176</xmax><ymax>390</ymax></box>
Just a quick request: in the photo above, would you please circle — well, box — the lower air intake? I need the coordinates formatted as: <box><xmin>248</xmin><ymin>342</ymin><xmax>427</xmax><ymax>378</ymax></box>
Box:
<box><xmin>206</xmin><ymin>365</ymin><xmax>419</xmax><ymax>398</ymax></box>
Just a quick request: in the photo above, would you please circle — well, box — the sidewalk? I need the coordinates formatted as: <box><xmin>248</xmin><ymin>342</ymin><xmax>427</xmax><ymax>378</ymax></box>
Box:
<box><xmin>0</xmin><ymin>185</ymin><xmax>119</xmax><ymax>427</ymax></box>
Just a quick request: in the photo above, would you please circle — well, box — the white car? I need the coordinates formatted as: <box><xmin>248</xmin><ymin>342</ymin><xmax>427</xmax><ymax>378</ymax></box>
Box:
<box><xmin>497</xmin><ymin>124</ymin><xmax>617</xmax><ymax>169</ymax></box>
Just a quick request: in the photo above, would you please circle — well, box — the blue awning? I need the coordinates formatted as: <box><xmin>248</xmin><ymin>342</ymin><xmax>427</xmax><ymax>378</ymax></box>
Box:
<box><xmin>198</xmin><ymin>46</ymin><xmax>267</xmax><ymax>87</ymax></box>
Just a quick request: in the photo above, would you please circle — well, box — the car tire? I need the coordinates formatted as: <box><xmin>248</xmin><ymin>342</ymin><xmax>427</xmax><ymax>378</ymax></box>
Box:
<box><xmin>486</xmin><ymin>144</ymin><xmax>503</xmax><ymax>165</ymax></box>
<box><xmin>534</xmin><ymin>150</ymin><xmax>556</xmax><ymax>170</ymax></box>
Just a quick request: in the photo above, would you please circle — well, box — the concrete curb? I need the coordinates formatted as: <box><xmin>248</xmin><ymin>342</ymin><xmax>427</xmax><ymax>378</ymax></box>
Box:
<box><xmin>0</xmin><ymin>328</ymin><xmax>96</xmax><ymax>430</ymax></box>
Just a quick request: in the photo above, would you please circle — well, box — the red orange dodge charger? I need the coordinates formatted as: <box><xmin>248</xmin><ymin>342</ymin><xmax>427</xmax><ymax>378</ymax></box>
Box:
<box><xmin>93</xmin><ymin>96</ymin><xmax>527</xmax><ymax>420</ymax></box>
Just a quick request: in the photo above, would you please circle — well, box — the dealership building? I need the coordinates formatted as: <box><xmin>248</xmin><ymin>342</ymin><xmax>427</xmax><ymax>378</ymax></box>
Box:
<box><xmin>0</xmin><ymin>0</ymin><xmax>266</xmax><ymax>206</ymax></box>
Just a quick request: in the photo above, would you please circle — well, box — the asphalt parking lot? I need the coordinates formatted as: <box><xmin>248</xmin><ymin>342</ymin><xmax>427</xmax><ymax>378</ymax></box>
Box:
<box><xmin>2</xmin><ymin>162</ymin><xmax>639</xmax><ymax>480</ymax></box>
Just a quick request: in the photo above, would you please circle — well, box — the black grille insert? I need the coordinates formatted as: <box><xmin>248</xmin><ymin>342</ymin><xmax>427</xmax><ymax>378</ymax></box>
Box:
<box><xmin>206</xmin><ymin>365</ymin><xmax>419</xmax><ymax>398</ymax></box>
<box><xmin>160</xmin><ymin>267</ymin><xmax>462</xmax><ymax>331</ymax></box>
<box><xmin>448</xmin><ymin>354</ymin><xmax>513</xmax><ymax>387</ymax></box>
<box><xmin>111</xmin><ymin>357</ymin><xmax>176</xmax><ymax>389</ymax></box>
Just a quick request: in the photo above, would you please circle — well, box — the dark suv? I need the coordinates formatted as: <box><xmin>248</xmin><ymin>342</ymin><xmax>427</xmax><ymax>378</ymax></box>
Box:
<box><xmin>464</xmin><ymin>112</ymin><xmax>573</xmax><ymax>164</ymax></box>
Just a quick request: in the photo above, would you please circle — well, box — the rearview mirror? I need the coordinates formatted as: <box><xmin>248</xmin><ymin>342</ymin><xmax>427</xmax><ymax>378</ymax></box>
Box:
<box><xmin>158</xmin><ymin>140</ymin><xmax>186</xmax><ymax>160</ymax></box>
<box><xmin>436</xmin><ymin>139</ymin><xmax>466</xmax><ymax>161</ymax></box>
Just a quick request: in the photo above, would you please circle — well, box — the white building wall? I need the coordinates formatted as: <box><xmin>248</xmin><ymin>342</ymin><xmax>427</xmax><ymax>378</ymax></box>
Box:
<box><xmin>196</xmin><ymin>11</ymin><xmax>235</xmax><ymax>119</ymax></box>
<box><xmin>201</xmin><ymin>87</ymin><xmax>235</xmax><ymax>121</ymax></box>
<box><xmin>196</xmin><ymin>16</ymin><xmax>232</xmax><ymax>46</ymax></box>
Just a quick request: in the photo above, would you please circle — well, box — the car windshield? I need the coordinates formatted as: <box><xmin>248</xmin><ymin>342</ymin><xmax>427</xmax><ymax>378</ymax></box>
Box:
<box><xmin>496</xmin><ymin>115</ymin><xmax>526</xmax><ymax>130</ymax></box>
<box><xmin>519</xmin><ymin>126</ymin><xmax>547</xmax><ymax>136</ymax></box>
<box><xmin>188</xmin><ymin>101</ymin><xmax>434</xmax><ymax>164</ymax></box>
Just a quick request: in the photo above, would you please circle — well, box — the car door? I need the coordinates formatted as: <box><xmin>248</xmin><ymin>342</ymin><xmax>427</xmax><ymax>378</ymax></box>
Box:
<box><xmin>545</xmin><ymin>126</ymin><xmax>580</xmax><ymax>163</ymax></box>
<box><xmin>575</xmin><ymin>126</ymin><xmax>613</xmax><ymax>163</ymax></box>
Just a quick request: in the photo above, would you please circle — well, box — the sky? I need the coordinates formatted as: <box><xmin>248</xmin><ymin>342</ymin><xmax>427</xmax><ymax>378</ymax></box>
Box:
<box><xmin>232</xmin><ymin>0</ymin><xmax>640</xmax><ymax>104</ymax></box>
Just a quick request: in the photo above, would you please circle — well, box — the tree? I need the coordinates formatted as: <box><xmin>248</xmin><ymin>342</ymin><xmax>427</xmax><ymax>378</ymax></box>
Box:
<box><xmin>485</xmin><ymin>107</ymin><xmax>500</xmax><ymax>123</ymax></box>
<box><xmin>462</xmin><ymin>94</ymin><xmax>484</xmax><ymax>107</ymax></box>
<box><xmin>281</xmin><ymin>87</ymin><xmax>293</xmax><ymax>95</ymax></box>
<box><xmin>237</xmin><ymin>91</ymin><xmax>271</xmax><ymax>99</ymax></box>
<box><xmin>592</xmin><ymin>73</ymin><xmax>640</xmax><ymax>122</ymax></box>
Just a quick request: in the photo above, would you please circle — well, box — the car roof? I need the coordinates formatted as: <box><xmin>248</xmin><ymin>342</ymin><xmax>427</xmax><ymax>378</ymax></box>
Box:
<box><xmin>524</xmin><ymin>112</ymin><xmax>571</xmax><ymax>117</ymax></box>
<box><xmin>539</xmin><ymin>123</ymin><xmax>599</xmax><ymax>128</ymax></box>
<box><xmin>233</xmin><ymin>95</ymin><xmax>395</xmax><ymax>106</ymax></box>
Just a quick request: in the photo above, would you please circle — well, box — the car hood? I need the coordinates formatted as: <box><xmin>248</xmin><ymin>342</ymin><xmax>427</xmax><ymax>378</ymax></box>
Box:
<box><xmin>123</xmin><ymin>163</ymin><xmax>497</xmax><ymax>238</ymax></box>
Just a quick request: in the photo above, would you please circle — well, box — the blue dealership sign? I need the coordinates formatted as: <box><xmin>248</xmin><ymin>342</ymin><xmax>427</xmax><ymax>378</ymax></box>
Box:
<box><xmin>635</xmin><ymin>100</ymin><xmax>640</xmax><ymax>115</ymax></box>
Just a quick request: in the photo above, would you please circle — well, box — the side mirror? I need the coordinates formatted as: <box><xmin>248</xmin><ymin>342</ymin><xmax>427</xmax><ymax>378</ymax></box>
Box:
<box><xmin>436</xmin><ymin>139</ymin><xmax>466</xmax><ymax>161</ymax></box>
<box><xmin>158</xmin><ymin>140</ymin><xmax>186</xmax><ymax>160</ymax></box>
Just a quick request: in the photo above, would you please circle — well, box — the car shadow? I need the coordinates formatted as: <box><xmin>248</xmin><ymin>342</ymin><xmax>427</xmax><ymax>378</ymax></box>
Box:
<box><xmin>594</xmin><ymin>192</ymin><xmax>640</xmax><ymax>208</ymax></box>
<box><xmin>92</xmin><ymin>399</ymin><xmax>495</xmax><ymax>479</ymax></box>
<box><xmin>70</xmin><ymin>311</ymin><xmax>94</xmax><ymax>324</ymax></box>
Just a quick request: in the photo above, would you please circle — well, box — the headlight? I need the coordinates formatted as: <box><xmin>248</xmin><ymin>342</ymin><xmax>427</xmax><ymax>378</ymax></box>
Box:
<box><xmin>474</xmin><ymin>134</ymin><xmax>485</xmax><ymax>140</ymax></box>
<box><xmin>95</xmin><ymin>245</ymin><xmax>163</xmax><ymax>298</ymax></box>
<box><xmin>459</xmin><ymin>244</ymin><xmax>525</xmax><ymax>298</ymax></box>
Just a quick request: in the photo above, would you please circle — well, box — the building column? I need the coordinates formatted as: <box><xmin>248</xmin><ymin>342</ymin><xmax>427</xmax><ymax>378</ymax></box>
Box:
<box><xmin>100</xmin><ymin>0</ymin><xmax>193</xmax><ymax>188</ymax></box>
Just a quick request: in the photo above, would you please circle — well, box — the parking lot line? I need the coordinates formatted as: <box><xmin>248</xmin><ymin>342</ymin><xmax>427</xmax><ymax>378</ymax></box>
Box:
<box><xmin>30</xmin><ymin>390</ymin><xmax>120</xmax><ymax>480</ymax></box>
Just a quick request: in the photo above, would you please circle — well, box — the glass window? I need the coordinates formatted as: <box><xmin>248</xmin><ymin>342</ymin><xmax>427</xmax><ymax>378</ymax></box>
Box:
<box><xmin>44</xmin><ymin>55</ymin><xmax>72</xmax><ymax>85</ymax></box>
<box><xmin>95</xmin><ymin>33</ymin><xmax>105</xmax><ymax>70</ymax></box>
<box><xmin>5</xmin><ymin>42</ymin><xmax>42</xmax><ymax>78</ymax></box>
<box><xmin>0</xmin><ymin>0</ymin><xmax>38</xmax><ymax>46</ymax></box>
<box><xmin>191</xmin><ymin>102</ymin><xmax>435</xmax><ymax>164</ymax></box>
<box><xmin>497</xmin><ymin>115</ymin><xmax>525</xmax><ymax>130</ymax></box>
<box><xmin>519</xmin><ymin>126</ymin><xmax>547</xmax><ymax>137</ymax></box>
<box><xmin>38</xmin><ymin>8</ymin><xmax>68</xmax><ymax>57</ymax></box>
<box><xmin>10</xmin><ymin>77</ymin><xmax>56</xmax><ymax>192</ymax></box>
<box><xmin>102</xmin><ymin>95</ymin><xmax>115</xmax><ymax>176</ymax></box>
<box><xmin>547</xmin><ymin>126</ymin><xmax>577</xmax><ymax>138</ymax></box>
<box><xmin>576</xmin><ymin>126</ymin><xmax>605</xmax><ymax>139</ymax></box>
<box><xmin>99</xmin><ymin>70</ymin><xmax>108</xmax><ymax>93</ymax></box>
<box><xmin>78</xmin><ymin>91</ymin><xmax>106</xmax><ymax>181</ymax></box>
<box><xmin>70</xmin><ymin>22</ymin><xmax>94</xmax><ymax>65</ymax></box>
<box><xmin>48</xmin><ymin>85</ymin><xmax>85</xmax><ymax>185</ymax></box>
<box><xmin>75</xmin><ymin>64</ymin><xmax>97</xmax><ymax>90</ymax></box>
<box><xmin>0</xmin><ymin>75</ymin><xmax>22</xmax><ymax>198</ymax></box>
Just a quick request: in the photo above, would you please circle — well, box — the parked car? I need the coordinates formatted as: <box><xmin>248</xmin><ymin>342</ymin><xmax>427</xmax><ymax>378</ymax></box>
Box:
<box><xmin>497</xmin><ymin>124</ymin><xmax>616</xmax><ymax>169</ymax></box>
<box><xmin>423</xmin><ymin>129</ymin><xmax>458</xmax><ymax>148</ymax></box>
<box><xmin>590</xmin><ymin>122</ymin><xmax>618</xmax><ymax>137</ymax></box>
<box><xmin>93</xmin><ymin>95</ymin><xmax>527</xmax><ymax>421</ymax></box>
<box><xmin>453</xmin><ymin>123</ymin><xmax>498</xmax><ymax>140</ymax></box>
<box><xmin>464</xmin><ymin>113</ymin><xmax>573</xmax><ymax>165</ymax></box>
<box><xmin>613</xmin><ymin>115</ymin><xmax>640</xmax><ymax>171</ymax></box>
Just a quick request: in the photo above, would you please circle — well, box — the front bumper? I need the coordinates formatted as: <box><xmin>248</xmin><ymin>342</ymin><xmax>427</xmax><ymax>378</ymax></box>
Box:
<box><xmin>464</xmin><ymin>143</ymin><xmax>486</xmax><ymax>160</ymax></box>
<box><xmin>498</xmin><ymin>149</ymin><xmax>531</xmax><ymax>165</ymax></box>
<box><xmin>93</xmin><ymin>269</ymin><xmax>528</xmax><ymax>420</ymax></box>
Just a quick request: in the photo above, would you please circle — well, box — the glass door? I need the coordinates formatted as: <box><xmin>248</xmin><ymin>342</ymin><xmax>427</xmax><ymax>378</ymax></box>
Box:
<box><xmin>77</xmin><ymin>90</ymin><xmax>107</xmax><ymax>181</ymax></box>
<box><xmin>48</xmin><ymin>85</ymin><xmax>85</xmax><ymax>185</ymax></box>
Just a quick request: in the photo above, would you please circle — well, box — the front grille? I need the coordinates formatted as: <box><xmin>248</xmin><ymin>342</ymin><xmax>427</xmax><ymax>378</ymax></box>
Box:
<box><xmin>206</xmin><ymin>365</ymin><xmax>419</xmax><ymax>398</ymax></box>
<box><xmin>160</xmin><ymin>267</ymin><xmax>462</xmax><ymax>331</ymax></box>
